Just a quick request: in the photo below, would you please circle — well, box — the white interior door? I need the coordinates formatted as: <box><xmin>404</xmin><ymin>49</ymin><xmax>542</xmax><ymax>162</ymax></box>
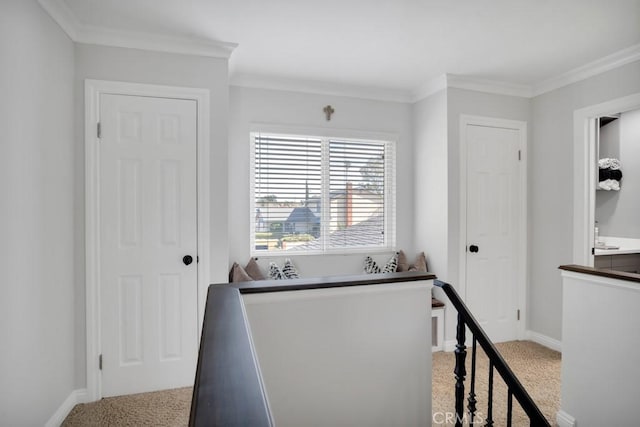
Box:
<box><xmin>99</xmin><ymin>93</ymin><xmax>199</xmax><ymax>397</ymax></box>
<box><xmin>464</xmin><ymin>122</ymin><xmax>521</xmax><ymax>343</ymax></box>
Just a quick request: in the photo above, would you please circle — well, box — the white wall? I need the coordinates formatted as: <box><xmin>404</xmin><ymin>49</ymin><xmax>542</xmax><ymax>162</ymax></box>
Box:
<box><xmin>530</xmin><ymin>60</ymin><xmax>640</xmax><ymax>341</ymax></box>
<box><xmin>74</xmin><ymin>44</ymin><xmax>230</xmax><ymax>386</ymax></box>
<box><xmin>0</xmin><ymin>1</ymin><xmax>76</xmax><ymax>425</ymax></box>
<box><xmin>412</xmin><ymin>89</ymin><xmax>448</xmax><ymax>290</ymax></box>
<box><xmin>412</xmin><ymin>89</ymin><xmax>448</xmax><ymax>277</ymax></box>
<box><xmin>559</xmin><ymin>270</ymin><xmax>640</xmax><ymax>426</ymax></box>
<box><xmin>243</xmin><ymin>282</ymin><xmax>432</xmax><ymax>427</ymax></box>
<box><xmin>595</xmin><ymin>109</ymin><xmax>640</xmax><ymax>238</ymax></box>
<box><xmin>228</xmin><ymin>86</ymin><xmax>414</xmax><ymax>278</ymax></box>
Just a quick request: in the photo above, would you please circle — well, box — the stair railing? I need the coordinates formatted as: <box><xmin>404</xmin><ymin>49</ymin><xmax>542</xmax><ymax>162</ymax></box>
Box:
<box><xmin>433</xmin><ymin>280</ymin><xmax>550</xmax><ymax>427</ymax></box>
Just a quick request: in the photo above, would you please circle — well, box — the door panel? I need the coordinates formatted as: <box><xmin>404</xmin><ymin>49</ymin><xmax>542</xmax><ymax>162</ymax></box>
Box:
<box><xmin>465</xmin><ymin>124</ymin><xmax>520</xmax><ymax>343</ymax></box>
<box><xmin>100</xmin><ymin>94</ymin><xmax>198</xmax><ymax>397</ymax></box>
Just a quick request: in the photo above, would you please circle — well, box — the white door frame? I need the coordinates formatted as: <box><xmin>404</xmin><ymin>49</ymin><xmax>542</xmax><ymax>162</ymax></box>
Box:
<box><xmin>85</xmin><ymin>79</ymin><xmax>210</xmax><ymax>401</ymax></box>
<box><xmin>572</xmin><ymin>92</ymin><xmax>640</xmax><ymax>266</ymax></box>
<box><xmin>458</xmin><ymin>114</ymin><xmax>528</xmax><ymax>340</ymax></box>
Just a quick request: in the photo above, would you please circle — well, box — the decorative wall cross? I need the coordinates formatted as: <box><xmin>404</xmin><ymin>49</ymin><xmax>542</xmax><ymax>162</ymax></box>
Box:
<box><xmin>323</xmin><ymin>105</ymin><xmax>335</xmax><ymax>121</ymax></box>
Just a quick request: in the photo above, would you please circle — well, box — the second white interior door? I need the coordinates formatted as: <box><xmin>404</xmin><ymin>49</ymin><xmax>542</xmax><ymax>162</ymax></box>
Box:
<box><xmin>464</xmin><ymin>121</ymin><xmax>522</xmax><ymax>343</ymax></box>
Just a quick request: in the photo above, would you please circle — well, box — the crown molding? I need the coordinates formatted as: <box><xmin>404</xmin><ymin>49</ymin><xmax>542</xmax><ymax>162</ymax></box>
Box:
<box><xmin>414</xmin><ymin>44</ymin><xmax>640</xmax><ymax>101</ymax></box>
<box><xmin>446</xmin><ymin>74</ymin><xmax>534</xmax><ymax>98</ymax></box>
<box><xmin>76</xmin><ymin>25</ymin><xmax>237</xmax><ymax>59</ymax></box>
<box><xmin>416</xmin><ymin>42</ymin><xmax>640</xmax><ymax>101</ymax></box>
<box><xmin>533</xmin><ymin>43</ymin><xmax>640</xmax><ymax>97</ymax></box>
<box><xmin>411</xmin><ymin>74</ymin><xmax>534</xmax><ymax>102</ymax></box>
<box><xmin>230</xmin><ymin>73</ymin><xmax>413</xmax><ymax>103</ymax></box>
<box><xmin>37</xmin><ymin>0</ymin><xmax>236</xmax><ymax>59</ymax></box>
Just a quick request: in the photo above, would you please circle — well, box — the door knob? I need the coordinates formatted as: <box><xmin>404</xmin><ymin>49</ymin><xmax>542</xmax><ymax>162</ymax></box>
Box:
<box><xmin>469</xmin><ymin>245</ymin><xmax>479</xmax><ymax>253</ymax></box>
<box><xmin>183</xmin><ymin>255</ymin><xmax>193</xmax><ymax>265</ymax></box>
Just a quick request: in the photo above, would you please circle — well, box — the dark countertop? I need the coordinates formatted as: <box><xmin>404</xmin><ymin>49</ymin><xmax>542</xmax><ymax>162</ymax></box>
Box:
<box><xmin>559</xmin><ymin>264</ymin><xmax>640</xmax><ymax>284</ymax></box>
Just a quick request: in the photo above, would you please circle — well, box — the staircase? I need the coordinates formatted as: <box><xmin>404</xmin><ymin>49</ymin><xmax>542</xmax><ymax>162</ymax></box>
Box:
<box><xmin>434</xmin><ymin>280</ymin><xmax>551</xmax><ymax>427</ymax></box>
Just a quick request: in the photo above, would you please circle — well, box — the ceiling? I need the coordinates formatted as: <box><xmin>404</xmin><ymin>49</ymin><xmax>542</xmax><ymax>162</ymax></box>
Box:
<box><xmin>54</xmin><ymin>0</ymin><xmax>640</xmax><ymax>99</ymax></box>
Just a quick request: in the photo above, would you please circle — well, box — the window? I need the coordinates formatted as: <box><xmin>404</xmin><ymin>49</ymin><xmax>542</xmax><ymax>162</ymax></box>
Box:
<box><xmin>250</xmin><ymin>132</ymin><xmax>396</xmax><ymax>254</ymax></box>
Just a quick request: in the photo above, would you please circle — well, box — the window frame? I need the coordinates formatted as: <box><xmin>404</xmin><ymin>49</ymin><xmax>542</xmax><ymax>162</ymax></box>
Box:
<box><xmin>249</xmin><ymin>129</ymin><xmax>396</xmax><ymax>256</ymax></box>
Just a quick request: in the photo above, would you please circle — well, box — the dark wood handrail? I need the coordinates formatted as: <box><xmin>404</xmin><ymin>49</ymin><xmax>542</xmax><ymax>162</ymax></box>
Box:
<box><xmin>189</xmin><ymin>286</ymin><xmax>273</xmax><ymax>427</ymax></box>
<box><xmin>434</xmin><ymin>280</ymin><xmax>550</xmax><ymax>426</ymax></box>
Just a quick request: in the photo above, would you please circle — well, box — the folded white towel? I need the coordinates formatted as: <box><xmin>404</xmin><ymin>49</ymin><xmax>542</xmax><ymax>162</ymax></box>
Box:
<box><xmin>611</xmin><ymin>179</ymin><xmax>620</xmax><ymax>190</ymax></box>
<box><xmin>599</xmin><ymin>158</ymin><xmax>621</xmax><ymax>170</ymax></box>
<box><xmin>599</xmin><ymin>158</ymin><xmax>613</xmax><ymax>169</ymax></box>
<box><xmin>598</xmin><ymin>179</ymin><xmax>620</xmax><ymax>191</ymax></box>
<box><xmin>598</xmin><ymin>179</ymin><xmax>612</xmax><ymax>190</ymax></box>
<box><xmin>610</xmin><ymin>158</ymin><xmax>621</xmax><ymax>170</ymax></box>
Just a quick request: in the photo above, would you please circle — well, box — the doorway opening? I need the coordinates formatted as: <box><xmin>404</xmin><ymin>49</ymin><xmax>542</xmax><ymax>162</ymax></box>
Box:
<box><xmin>593</xmin><ymin>108</ymin><xmax>640</xmax><ymax>272</ymax></box>
<box><xmin>572</xmin><ymin>93</ymin><xmax>640</xmax><ymax>267</ymax></box>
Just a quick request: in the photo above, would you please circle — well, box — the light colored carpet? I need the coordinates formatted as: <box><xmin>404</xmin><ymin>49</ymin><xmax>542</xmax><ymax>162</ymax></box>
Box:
<box><xmin>432</xmin><ymin>340</ymin><xmax>561</xmax><ymax>426</ymax></box>
<box><xmin>63</xmin><ymin>341</ymin><xmax>560</xmax><ymax>426</ymax></box>
<box><xmin>62</xmin><ymin>387</ymin><xmax>192</xmax><ymax>426</ymax></box>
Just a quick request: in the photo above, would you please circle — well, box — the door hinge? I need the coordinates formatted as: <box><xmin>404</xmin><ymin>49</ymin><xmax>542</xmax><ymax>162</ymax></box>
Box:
<box><xmin>99</xmin><ymin>354</ymin><xmax>103</xmax><ymax>370</ymax></box>
<box><xmin>517</xmin><ymin>309</ymin><xmax>521</xmax><ymax>321</ymax></box>
<box><xmin>592</xmin><ymin>247</ymin><xmax>595</xmax><ymax>255</ymax></box>
<box><xmin>197</xmin><ymin>255</ymin><xmax>199</xmax><ymax>263</ymax></box>
<box><xmin>97</xmin><ymin>122</ymin><xmax>102</xmax><ymax>139</ymax></box>
<box><xmin>518</xmin><ymin>150</ymin><xmax>521</xmax><ymax>161</ymax></box>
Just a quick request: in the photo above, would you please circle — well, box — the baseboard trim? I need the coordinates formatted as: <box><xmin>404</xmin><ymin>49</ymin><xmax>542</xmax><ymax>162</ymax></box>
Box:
<box><xmin>556</xmin><ymin>409</ymin><xmax>577</xmax><ymax>427</ymax></box>
<box><xmin>45</xmin><ymin>388</ymin><xmax>88</xmax><ymax>427</ymax></box>
<box><xmin>443</xmin><ymin>333</ymin><xmax>561</xmax><ymax>353</ymax></box>
<box><xmin>526</xmin><ymin>330</ymin><xmax>562</xmax><ymax>352</ymax></box>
